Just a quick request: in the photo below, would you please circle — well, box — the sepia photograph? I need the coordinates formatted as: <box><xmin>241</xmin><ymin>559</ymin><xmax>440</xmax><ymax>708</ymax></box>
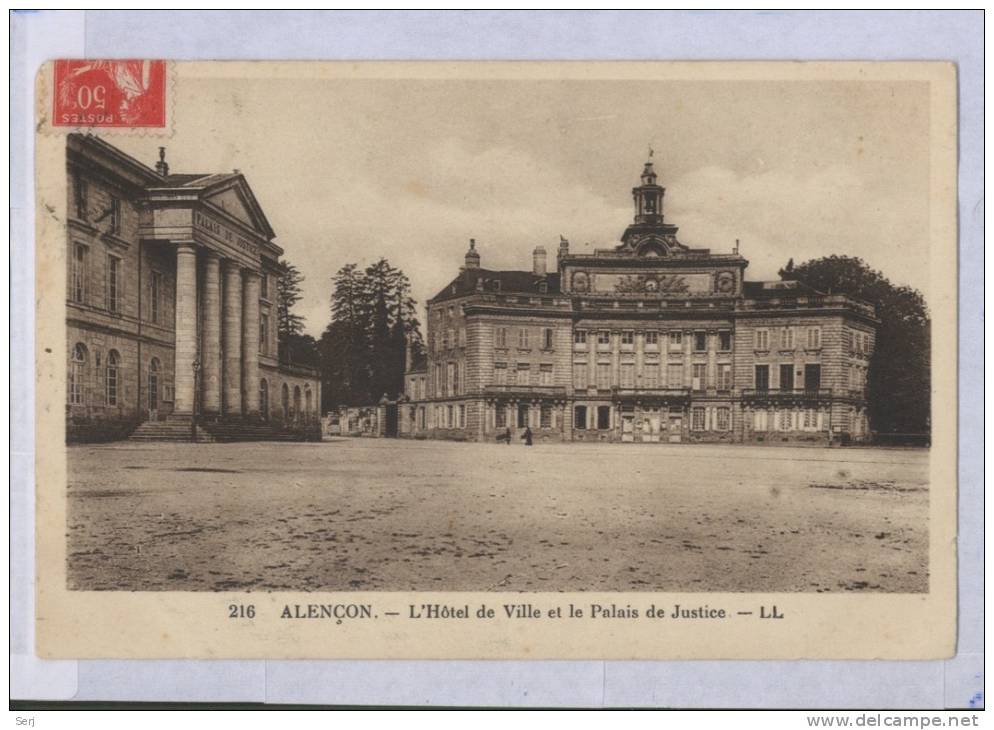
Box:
<box><xmin>33</xmin><ymin>60</ymin><xmax>958</xmax><ymax>660</ymax></box>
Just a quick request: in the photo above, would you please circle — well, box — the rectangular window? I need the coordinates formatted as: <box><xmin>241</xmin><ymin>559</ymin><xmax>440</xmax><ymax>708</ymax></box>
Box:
<box><xmin>435</xmin><ymin>364</ymin><xmax>444</xmax><ymax>396</ymax></box>
<box><xmin>807</xmin><ymin>326</ymin><xmax>821</xmax><ymax>349</ymax></box>
<box><xmin>620</xmin><ymin>363</ymin><xmax>635</xmax><ymax>388</ymax></box>
<box><xmin>780</xmin><ymin>327</ymin><xmax>795</xmax><ymax>350</ymax></box>
<box><xmin>573</xmin><ymin>330</ymin><xmax>586</xmax><ymax>345</ymax></box>
<box><xmin>73</xmin><ymin>173</ymin><xmax>88</xmax><ymax>220</ymax></box>
<box><xmin>645</xmin><ymin>331</ymin><xmax>658</xmax><ymax>346</ymax></box>
<box><xmin>621</xmin><ymin>331</ymin><xmax>634</xmax><ymax>346</ymax></box>
<box><xmin>596</xmin><ymin>363</ymin><xmax>611</xmax><ymax>390</ymax></box>
<box><xmin>596</xmin><ymin>405</ymin><xmax>611</xmax><ymax>430</ymax></box>
<box><xmin>445</xmin><ymin>328</ymin><xmax>453</xmax><ymax>349</ymax></box>
<box><xmin>150</xmin><ymin>270</ymin><xmax>162</xmax><ymax>323</ymax></box>
<box><xmin>539</xmin><ymin>363</ymin><xmax>553</xmax><ymax>386</ymax></box>
<box><xmin>667</xmin><ymin>363</ymin><xmax>683</xmax><ymax>388</ymax></box>
<box><xmin>495</xmin><ymin>327</ymin><xmax>507</xmax><ymax>348</ymax></box>
<box><xmin>692</xmin><ymin>363</ymin><xmax>707</xmax><ymax>392</ymax></box>
<box><xmin>260</xmin><ymin>273</ymin><xmax>268</xmax><ymax>299</ymax></box>
<box><xmin>452</xmin><ymin>361</ymin><xmax>460</xmax><ymax>394</ymax></box>
<box><xmin>779</xmin><ymin>364</ymin><xmax>795</xmax><ymax>391</ymax></box>
<box><xmin>804</xmin><ymin>364</ymin><xmax>821</xmax><ymax>391</ymax></box>
<box><xmin>495</xmin><ymin>406</ymin><xmax>507</xmax><ymax>428</ymax></box>
<box><xmin>669</xmin><ymin>331</ymin><xmax>683</xmax><ymax>350</ymax></box>
<box><xmin>574</xmin><ymin>405</ymin><xmax>587</xmax><ymax>430</ymax></box>
<box><xmin>804</xmin><ymin>408</ymin><xmax>817</xmax><ymax>429</ymax></box>
<box><xmin>691</xmin><ymin>407</ymin><xmax>706</xmax><ymax>431</ymax></box>
<box><xmin>540</xmin><ymin>404</ymin><xmax>552</xmax><ymax>429</ymax></box>
<box><xmin>755</xmin><ymin>329</ymin><xmax>769</xmax><ymax>350</ymax></box>
<box><xmin>109</xmin><ymin>197</ymin><xmax>121</xmax><ymax>235</ymax></box>
<box><xmin>517</xmin><ymin>404</ymin><xmax>529</xmax><ymax>428</ymax></box>
<box><xmin>753</xmin><ymin>409</ymin><xmax>768</xmax><ymax>432</ymax></box>
<box><xmin>259</xmin><ymin>313</ymin><xmax>269</xmax><ymax>355</ymax></box>
<box><xmin>459</xmin><ymin>404</ymin><xmax>466</xmax><ymax>428</ymax></box>
<box><xmin>694</xmin><ymin>331</ymin><xmax>707</xmax><ymax>352</ymax></box>
<box><xmin>643</xmin><ymin>363</ymin><xmax>659</xmax><ymax>388</ymax></box>
<box><xmin>106</xmin><ymin>254</ymin><xmax>121</xmax><ymax>312</ymax></box>
<box><xmin>447</xmin><ymin>405</ymin><xmax>454</xmax><ymax>428</ymax></box>
<box><xmin>494</xmin><ymin>362</ymin><xmax>507</xmax><ymax>385</ymax></box>
<box><xmin>597</xmin><ymin>331</ymin><xmax>610</xmax><ymax>345</ymax></box>
<box><xmin>717</xmin><ymin>363</ymin><xmax>732</xmax><ymax>391</ymax></box>
<box><xmin>71</xmin><ymin>244</ymin><xmax>88</xmax><ymax>304</ymax></box>
<box><xmin>573</xmin><ymin>363</ymin><xmax>587</xmax><ymax>390</ymax></box>
<box><xmin>518</xmin><ymin>328</ymin><xmax>530</xmax><ymax>349</ymax></box>
<box><xmin>516</xmin><ymin>363</ymin><xmax>530</xmax><ymax>386</ymax></box>
<box><xmin>543</xmin><ymin>328</ymin><xmax>554</xmax><ymax>350</ymax></box>
<box><xmin>716</xmin><ymin>407</ymin><xmax>730</xmax><ymax>431</ymax></box>
<box><xmin>754</xmin><ymin>364</ymin><xmax>769</xmax><ymax>391</ymax></box>
<box><xmin>718</xmin><ymin>331</ymin><xmax>732</xmax><ymax>351</ymax></box>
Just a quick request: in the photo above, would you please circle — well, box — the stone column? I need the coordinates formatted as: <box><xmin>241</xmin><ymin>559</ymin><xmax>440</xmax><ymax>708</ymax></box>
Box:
<box><xmin>241</xmin><ymin>269</ymin><xmax>261</xmax><ymax>417</ymax></box>
<box><xmin>173</xmin><ymin>243</ymin><xmax>199</xmax><ymax>416</ymax></box>
<box><xmin>222</xmin><ymin>261</ymin><xmax>243</xmax><ymax>415</ymax></box>
<box><xmin>201</xmin><ymin>253</ymin><xmax>222</xmax><ymax>415</ymax></box>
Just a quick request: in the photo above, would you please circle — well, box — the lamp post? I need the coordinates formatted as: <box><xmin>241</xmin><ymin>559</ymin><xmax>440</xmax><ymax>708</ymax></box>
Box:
<box><xmin>191</xmin><ymin>356</ymin><xmax>201</xmax><ymax>442</ymax></box>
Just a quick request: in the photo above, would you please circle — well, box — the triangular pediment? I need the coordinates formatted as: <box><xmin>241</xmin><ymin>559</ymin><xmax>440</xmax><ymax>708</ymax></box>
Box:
<box><xmin>201</xmin><ymin>177</ymin><xmax>275</xmax><ymax>239</ymax></box>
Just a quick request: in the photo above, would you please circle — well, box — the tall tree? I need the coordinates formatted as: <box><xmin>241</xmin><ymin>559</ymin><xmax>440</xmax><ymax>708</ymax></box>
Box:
<box><xmin>779</xmin><ymin>255</ymin><xmax>930</xmax><ymax>437</ymax></box>
<box><xmin>318</xmin><ymin>259</ymin><xmax>425</xmax><ymax>410</ymax></box>
<box><xmin>275</xmin><ymin>260</ymin><xmax>318</xmax><ymax>367</ymax></box>
<box><xmin>276</xmin><ymin>261</ymin><xmax>306</xmax><ymax>342</ymax></box>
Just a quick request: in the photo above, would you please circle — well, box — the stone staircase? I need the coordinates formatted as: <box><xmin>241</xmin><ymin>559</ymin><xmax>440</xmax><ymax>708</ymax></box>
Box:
<box><xmin>129</xmin><ymin>417</ymin><xmax>317</xmax><ymax>443</ymax></box>
<box><xmin>129</xmin><ymin>418</ymin><xmax>212</xmax><ymax>442</ymax></box>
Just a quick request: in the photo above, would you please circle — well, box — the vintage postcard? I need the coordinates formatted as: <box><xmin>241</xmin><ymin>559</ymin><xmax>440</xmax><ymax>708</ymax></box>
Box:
<box><xmin>34</xmin><ymin>60</ymin><xmax>957</xmax><ymax>659</ymax></box>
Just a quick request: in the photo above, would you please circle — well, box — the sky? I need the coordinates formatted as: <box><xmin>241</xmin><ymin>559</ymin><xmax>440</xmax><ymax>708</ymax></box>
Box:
<box><xmin>111</xmin><ymin>71</ymin><xmax>931</xmax><ymax>337</ymax></box>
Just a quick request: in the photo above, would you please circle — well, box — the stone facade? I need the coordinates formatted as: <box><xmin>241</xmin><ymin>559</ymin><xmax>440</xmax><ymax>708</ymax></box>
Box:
<box><xmin>402</xmin><ymin>158</ymin><xmax>877</xmax><ymax>446</ymax></box>
<box><xmin>65</xmin><ymin>134</ymin><xmax>320</xmax><ymax>442</ymax></box>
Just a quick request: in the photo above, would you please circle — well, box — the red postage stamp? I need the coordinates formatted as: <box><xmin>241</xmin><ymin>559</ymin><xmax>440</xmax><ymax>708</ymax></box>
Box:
<box><xmin>52</xmin><ymin>59</ymin><xmax>166</xmax><ymax>128</ymax></box>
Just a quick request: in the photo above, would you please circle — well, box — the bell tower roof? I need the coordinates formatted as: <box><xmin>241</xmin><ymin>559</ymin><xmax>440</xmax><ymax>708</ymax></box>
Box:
<box><xmin>617</xmin><ymin>153</ymin><xmax>685</xmax><ymax>256</ymax></box>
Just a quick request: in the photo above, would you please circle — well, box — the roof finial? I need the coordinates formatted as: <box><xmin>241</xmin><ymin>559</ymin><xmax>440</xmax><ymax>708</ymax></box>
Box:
<box><xmin>155</xmin><ymin>146</ymin><xmax>169</xmax><ymax>176</ymax></box>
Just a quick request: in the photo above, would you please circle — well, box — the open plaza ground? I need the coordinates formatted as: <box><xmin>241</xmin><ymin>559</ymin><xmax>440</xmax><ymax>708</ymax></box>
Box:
<box><xmin>66</xmin><ymin>438</ymin><xmax>929</xmax><ymax>593</ymax></box>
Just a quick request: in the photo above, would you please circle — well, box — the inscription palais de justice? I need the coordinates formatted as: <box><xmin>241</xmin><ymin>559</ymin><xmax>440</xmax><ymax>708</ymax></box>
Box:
<box><xmin>194</xmin><ymin>210</ymin><xmax>256</xmax><ymax>256</ymax></box>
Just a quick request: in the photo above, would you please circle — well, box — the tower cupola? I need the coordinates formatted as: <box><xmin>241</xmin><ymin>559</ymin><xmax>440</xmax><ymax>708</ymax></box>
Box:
<box><xmin>632</xmin><ymin>153</ymin><xmax>665</xmax><ymax>225</ymax></box>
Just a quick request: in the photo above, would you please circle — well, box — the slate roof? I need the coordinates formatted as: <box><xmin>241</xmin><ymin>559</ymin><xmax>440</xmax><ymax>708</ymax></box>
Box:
<box><xmin>159</xmin><ymin>172</ymin><xmax>240</xmax><ymax>188</ymax></box>
<box><xmin>430</xmin><ymin>268</ymin><xmax>561</xmax><ymax>303</ymax></box>
<box><xmin>743</xmin><ymin>279</ymin><xmax>825</xmax><ymax>299</ymax></box>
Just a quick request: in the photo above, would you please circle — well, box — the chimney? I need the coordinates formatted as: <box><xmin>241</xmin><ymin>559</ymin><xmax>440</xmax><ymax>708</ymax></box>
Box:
<box><xmin>533</xmin><ymin>246</ymin><xmax>547</xmax><ymax>276</ymax></box>
<box><xmin>155</xmin><ymin>147</ymin><xmax>169</xmax><ymax>176</ymax></box>
<box><xmin>464</xmin><ymin>238</ymin><xmax>481</xmax><ymax>270</ymax></box>
<box><xmin>558</xmin><ymin>235</ymin><xmax>569</xmax><ymax>260</ymax></box>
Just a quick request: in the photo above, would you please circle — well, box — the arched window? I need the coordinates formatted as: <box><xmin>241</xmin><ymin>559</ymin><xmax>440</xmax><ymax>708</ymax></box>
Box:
<box><xmin>68</xmin><ymin>343</ymin><xmax>87</xmax><ymax>405</ymax></box>
<box><xmin>259</xmin><ymin>378</ymin><xmax>269</xmax><ymax>420</ymax></box>
<box><xmin>148</xmin><ymin>357</ymin><xmax>161</xmax><ymax>412</ymax></box>
<box><xmin>106</xmin><ymin>349</ymin><xmax>120</xmax><ymax>406</ymax></box>
<box><xmin>293</xmin><ymin>386</ymin><xmax>302</xmax><ymax>422</ymax></box>
<box><xmin>281</xmin><ymin>383</ymin><xmax>290</xmax><ymax>421</ymax></box>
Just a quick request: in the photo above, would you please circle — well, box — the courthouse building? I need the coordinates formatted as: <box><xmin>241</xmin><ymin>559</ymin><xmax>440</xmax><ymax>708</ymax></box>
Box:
<box><xmin>65</xmin><ymin>134</ymin><xmax>320</xmax><ymax>442</ymax></box>
<box><xmin>402</xmin><ymin>157</ymin><xmax>877</xmax><ymax>445</ymax></box>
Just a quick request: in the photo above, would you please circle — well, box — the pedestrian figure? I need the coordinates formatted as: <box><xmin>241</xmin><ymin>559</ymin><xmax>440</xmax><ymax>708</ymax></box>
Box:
<box><xmin>498</xmin><ymin>426</ymin><xmax>511</xmax><ymax>445</ymax></box>
<box><xmin>521</xmin><ymin>426</ymin><xmax>533</xmax><ymax>446</ymax></box>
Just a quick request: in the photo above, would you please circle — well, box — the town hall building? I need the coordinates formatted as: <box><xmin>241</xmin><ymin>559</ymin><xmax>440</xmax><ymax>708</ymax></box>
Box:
<box><xmin>401</xmin><ymin>156</ymin><xmax>877</xmax><ymax>445</ymax></box>
<box><xmin>65</xmin><ymin>134</ymin><xmax>320</xmax><ymax>442</ymax></box>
